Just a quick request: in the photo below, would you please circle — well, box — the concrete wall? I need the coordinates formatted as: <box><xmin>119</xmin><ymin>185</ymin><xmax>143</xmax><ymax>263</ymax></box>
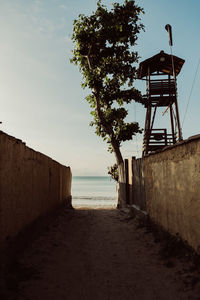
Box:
<box><xmin>128</xmin><ymin>135</ymin><xmax>200</xmax><ymax>253</ymax></box>
<box><xmin>0</xmin><ymin>131</ymin><xmax>72</xmax><ymax>247</ymax></box>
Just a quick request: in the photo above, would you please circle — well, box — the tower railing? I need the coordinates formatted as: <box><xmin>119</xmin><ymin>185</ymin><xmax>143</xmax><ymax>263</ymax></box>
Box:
<box><xmin>143</xmin><ymin>128</ymin><xmax>177</xmax><ymax>153</ymax></box>
<box><xmin>147</xmin><ymin>78</ymin><xmax>176</xmax><ymax>96</ymax></box>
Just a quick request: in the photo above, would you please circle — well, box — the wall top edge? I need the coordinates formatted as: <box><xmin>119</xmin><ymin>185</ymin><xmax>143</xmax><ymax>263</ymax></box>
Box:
<box><xmin>129</xmin><ymin>134</ymin><xmax>200</xmax><ymax>160</ymax></box>
<box><xmin>137</xmin><ymin>134</ymin><xmax>200</xmax><ymax>159</ymax></box>
<box><xmin>0</xmin><ymin>130</ymin><xmax>70</xmax><ymax>169</ymax></box>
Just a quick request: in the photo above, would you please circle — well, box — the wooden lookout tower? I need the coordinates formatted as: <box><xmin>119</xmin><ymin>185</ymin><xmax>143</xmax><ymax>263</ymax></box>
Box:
<box><xmin>138</xmin><ymin>50</ymin><xmax>185</xmax><ymax>156</ymax></box>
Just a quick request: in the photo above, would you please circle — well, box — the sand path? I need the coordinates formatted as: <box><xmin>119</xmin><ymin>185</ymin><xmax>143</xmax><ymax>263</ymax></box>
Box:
<box><xmin>6</xmin><ymin>206</ymin><xmax>200</xmax><ymax>299</ymax></box>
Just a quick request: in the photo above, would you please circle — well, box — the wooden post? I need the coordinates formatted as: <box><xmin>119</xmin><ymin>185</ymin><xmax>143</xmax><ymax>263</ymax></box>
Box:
<box><xmin>124</xmin><ymin>159</ymin><xmax>129</xmax><ymax>205</ymax></box>
<box><xmin>169</xmin><ymin>104</ymin><xmax>176</xmax><ymax>144</ymax></box>
<box><xmin>171</xmin><ymin>60</ymin><xmax>183</xmax><ymax>141</ymax></box>
<box><xmin>168</xmin><ymin>74</ymin><xmax>176</xmax><ymax>144</ymax></box>
<box><xmin>143</xmin><ymin>69</ymin><xmax>152</xmax><ymax>156</ymax></box>
<box><xmin>164</xmin><ymin>129</ymin><xmax>167</xmax><ymax>146</ymax></box>
<box><xmin>174</xmin><ymin>98</ymin><xmax>183</xmax><ymax>141</ymax></box>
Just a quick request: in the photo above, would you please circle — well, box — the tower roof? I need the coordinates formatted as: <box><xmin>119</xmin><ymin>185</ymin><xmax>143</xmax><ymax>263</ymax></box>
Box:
<box><xmin>137</xmin><ymin>50</ymin><xmax>185</xmax><ymax>79</ymax></box>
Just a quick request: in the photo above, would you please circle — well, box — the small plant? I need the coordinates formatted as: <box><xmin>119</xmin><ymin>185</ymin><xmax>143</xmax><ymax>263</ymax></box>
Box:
<box><xmin>108</xmin><ymin>164</ymin><xmax>119</xmax><ymax>182</ymax></box>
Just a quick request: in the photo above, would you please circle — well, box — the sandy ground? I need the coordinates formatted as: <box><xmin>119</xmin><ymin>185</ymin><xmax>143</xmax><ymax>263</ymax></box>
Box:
<box><xmin>3</xmin><ymin>206</ymin><xmax>200</xmax><ymax>300</ymax></box>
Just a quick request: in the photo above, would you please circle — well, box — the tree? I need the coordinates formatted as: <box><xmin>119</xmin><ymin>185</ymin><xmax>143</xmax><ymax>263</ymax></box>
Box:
<box><xmin>71</xmin><ymin>0</ymin><xmax>144</xmax><ymax>207</ymax></box>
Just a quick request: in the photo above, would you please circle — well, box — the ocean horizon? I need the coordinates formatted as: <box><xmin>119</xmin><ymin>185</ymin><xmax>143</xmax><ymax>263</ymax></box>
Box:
<box><xmin>72</xmin><ymin>176</ymin><xmax>116</xmax><ymax>207</ymax></box>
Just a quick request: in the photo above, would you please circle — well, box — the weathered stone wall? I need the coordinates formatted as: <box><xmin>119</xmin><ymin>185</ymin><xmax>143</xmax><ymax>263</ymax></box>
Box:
<box><xmin>128</xmin><ymin>135</ymin><xmax>200</xmax><ymax>253</ymax></box>
<box><xmin>0</xmin><ymin>131</ymin><xmax>72</xmax><ymax>247</ymax></box>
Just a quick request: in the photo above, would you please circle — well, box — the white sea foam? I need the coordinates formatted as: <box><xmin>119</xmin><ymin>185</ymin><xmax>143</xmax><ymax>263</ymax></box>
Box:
<box><xmin>72</xmin><ymin>176</ymin><xmax>116</xmax><ymax>207</ymax></box>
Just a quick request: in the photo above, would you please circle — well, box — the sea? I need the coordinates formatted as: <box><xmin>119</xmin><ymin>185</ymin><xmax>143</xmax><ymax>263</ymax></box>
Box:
<box><xmin>72</xmin><ymin>176</ymin><xmax>116</xmax><ymax>207</ymax></box>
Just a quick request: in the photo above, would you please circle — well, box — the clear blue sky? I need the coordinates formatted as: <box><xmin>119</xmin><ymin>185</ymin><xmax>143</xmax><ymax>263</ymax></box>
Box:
<box><xmin>0</xmin><ymin>0</ymin><xmax>200</xmax><ymax>175</ymax></box>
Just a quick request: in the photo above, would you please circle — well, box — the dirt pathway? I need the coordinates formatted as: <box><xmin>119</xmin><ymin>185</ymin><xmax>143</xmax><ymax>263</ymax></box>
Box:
<box><xmin>5</xmin><ymin>207</ymin><xmax>200</xmax><ymax>299</ymax></box>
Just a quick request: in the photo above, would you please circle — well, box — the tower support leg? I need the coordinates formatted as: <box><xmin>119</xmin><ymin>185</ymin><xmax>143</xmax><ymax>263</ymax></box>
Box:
<box><xmin>170</xmin><ymin>104</ymin><xmax>176</xmax><ymax>144</ymax></box>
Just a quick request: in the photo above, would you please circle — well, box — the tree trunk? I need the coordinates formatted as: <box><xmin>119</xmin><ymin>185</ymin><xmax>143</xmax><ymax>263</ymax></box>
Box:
<box><xmin>87</xmin><ymin>56</ymin><xmax>127</xmax><ymax>208</ymax></box>
<box><xmin>94</xmin><ymin>94</ymin><xmax>126</xmax><ymax>207</ymax></box>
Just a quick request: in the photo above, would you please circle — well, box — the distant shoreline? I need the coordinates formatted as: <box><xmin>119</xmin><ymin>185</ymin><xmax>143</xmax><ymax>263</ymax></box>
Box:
<box><xmin>72</xmin><ymin>176</ymin><xmax>116</xmax><ymax>206</ymax></box>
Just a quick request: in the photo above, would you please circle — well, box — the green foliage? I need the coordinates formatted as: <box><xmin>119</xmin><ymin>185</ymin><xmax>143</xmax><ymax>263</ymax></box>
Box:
<box><xmin>71</xmin><ymin>0</ymin><xmax>144</xmax><ymax>163</ymax></box>
<box><xmin>108</xmin><ymin>164</ymin><xmax>119</xmax><ymax>182</ymax></box>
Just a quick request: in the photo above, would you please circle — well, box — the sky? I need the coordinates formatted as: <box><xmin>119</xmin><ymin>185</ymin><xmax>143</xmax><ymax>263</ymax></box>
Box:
<box><xmin>0</xmin><ymin>0</ymin><xmax>200</xmax><ymax>176</ymax></box>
